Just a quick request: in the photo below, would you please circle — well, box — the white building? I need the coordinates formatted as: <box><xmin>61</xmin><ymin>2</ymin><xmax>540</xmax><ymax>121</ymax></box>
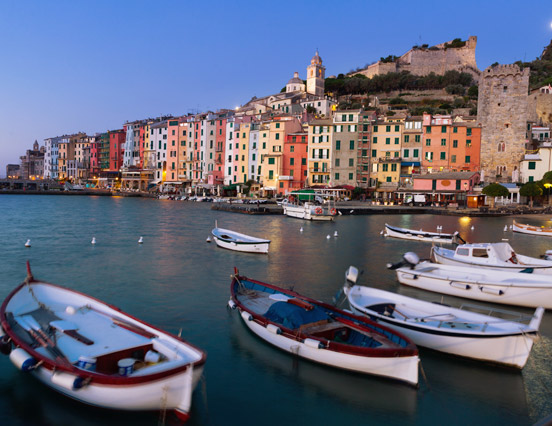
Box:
<box><xmin>520</xmin><ymin>143</ymin><xmax>552</xmax><ymax>183</ymax></box>
<box><xmin>43</xmin><ymin>136</ymin><xmax>62</xmax><ymax>179</ymax></box>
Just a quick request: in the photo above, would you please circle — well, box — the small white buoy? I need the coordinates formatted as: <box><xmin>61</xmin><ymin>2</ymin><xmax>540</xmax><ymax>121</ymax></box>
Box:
<box><xmin>91</xmin><ymin>237</ymin><xmax>96</xmax><ymax>245</ymax></box>
<box><xmin>350</xmin><ymin>210</ymin><xmax>354</xmax><ymax>214</ymax></box>
<box><xmin>206</xmin><ymin>236</ymin><xmax>211</xmax><ymax>243</ymax></box>
<box><xmin>471</xmin><ymin>226</ymin><xmax>474</xmax><ymax>230</ymax></box>
<box><xmin>509</xmin><ymin>225</ymin><xmax>513</xmax><ymax>230</ymax></box>
<box><xmin>24</xmin><ymin>239</ymin><xmax>31</xmax><ymax>248</ymax></box>
<box><xmin>300</xmin><ymin>227</ymin><xmax>304</xmax><ymax>233</ymax></box>
<box><xmin>138</xmin><ymin>236</ymin><xmax>143</xmax><ymax>244</ymax></box>
<box><xmin>334</xmin><ymin>231</ymin><xmax>338</xmax><ymax>237</ymax></box>
<box><xmin>504</xmin><ymin>225</ymin><xmax>508</xmax><ymax>232</ymax></box>
<box><xmin>326</xmin><ymin>235</ymin><xmax>331</xmax><ymax>239</ymax></box>
<box><xmin>380</xmin><ymin>230</ymin><xmax>384</xmax><ymax>235</ymax></box>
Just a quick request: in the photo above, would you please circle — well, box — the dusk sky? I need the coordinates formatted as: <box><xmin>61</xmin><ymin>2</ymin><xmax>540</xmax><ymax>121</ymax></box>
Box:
<box><xmin>1</xmin><ymin>0</ymin><xmax>551</xmax><ymax>176</ymax></box>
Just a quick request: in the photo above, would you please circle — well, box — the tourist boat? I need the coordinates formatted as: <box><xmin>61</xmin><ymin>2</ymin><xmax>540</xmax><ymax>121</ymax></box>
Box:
<box><xmin>0</xmin><ymin>263</ymin><xmax>206</xmax><ymax>421</ymax></box>
<box><xmin>228</xmin><ymin>268</ymin><xmax>419</xmax><ymax>386</ymax></box>
<box><xmin>383</xmin><ymin>223</ymin><xmax>465</xmax><ymax>244</ymax></box>
<box><xmin>283</xmin><ymin>201</ymin><xmax>337</xmax><ymax>221</ymax></box>
<box><xmin>431</xmin><ymin>242</ymin><xmax>552</xmax><ymax>273</ymax></box>
<box><xmin>389</xmin><ymin>252</ymin><xmax>552</xmax><ymax>308</ymax></box>
<box><xmin>341</xmin><ymin>266</ymin><xmax>543</xmax><ymax>368</ymax></box>
<box><xmin>211</xmin><ymin>225</ymin><xmax>270</xmax><ymax>254</ymax></box>
<box><xmin>512</xmin><ymin>220</ymin><xmax>552</xmax><ymax>237</ymax></box>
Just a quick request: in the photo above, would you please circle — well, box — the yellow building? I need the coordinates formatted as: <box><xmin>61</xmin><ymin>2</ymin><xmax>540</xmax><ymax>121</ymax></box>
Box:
<box><xmin>307</xmin><ymin>118</ymin><xmax>333</xmax><ymax>186</ymax></box>
<box><xmin>371</xmin><ymin>118</ymin><xmax>404</xmax><ymax>189</ymax></box>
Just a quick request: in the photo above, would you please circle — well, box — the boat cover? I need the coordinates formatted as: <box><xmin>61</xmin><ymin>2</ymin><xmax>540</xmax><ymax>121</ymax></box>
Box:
<box><xmin>264</xmin><ymin>302</ymin><xmax>328</xmax><ymax>329</ymax></box>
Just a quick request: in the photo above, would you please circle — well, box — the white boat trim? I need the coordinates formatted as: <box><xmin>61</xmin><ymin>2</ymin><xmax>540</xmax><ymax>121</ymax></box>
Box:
<box><xmin>513</xmin><ymin>220</ymin><xmax>552</xmax><ymax>237</ymax></box>
<box><xmin>211</xmin><ymin>227</ymin><xmax>270</xmax><ymax>254</ymax></box>
<box><xmin>383</xmin><ymin>224</ymin><xmax>463</xmax><ymax>244</ymax></box>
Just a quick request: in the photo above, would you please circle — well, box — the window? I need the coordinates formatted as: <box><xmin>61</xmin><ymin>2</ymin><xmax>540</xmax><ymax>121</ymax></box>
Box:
<box><xmin>440</xmin><ymin>152</ymin><xmax>446</xmax><ymax>160</ymax></box>
<box><xmin>394</xmin><ymin>138</ymin><xmax>399</xmax><ymax>144</ymax></box>
<box><xmin>391</xmin><ymin>164</ymin><xmax>397</xmax><ymax>172</ymax></box>
<box><xmin>290</xmin><ymin>146</ymin><xmax>294</xmax><ymax>152</ymax></box>
<box><xmin>301</xmin><ymin>158</ymin><xmax>306</xmax><ymax>165</ymax></box>
<box><xmin>276</xmin><ymin>123</ymin><xmax>280</xmax><ymax>129</ymax></box>
<box><xmin>268</xmin><ymin>158</ymin><xmax>275</xmax><ymax>165</ymax></box>
<box><xmin>335</xmin><ymin>158</ymin><xmax>340</xmax><ymax>167</ymax></box>
<box><xmin>441</xmin><ymin>126</ymin><xmax>447</xmax><ymax>133</ymax></box>
<box><xmin>336</xmin><ymin>140</ymin><xmax>341</xmax><ymax>150</ymax></box>
<box><xmin>440</xmin><ymin>139</ymin><xmax>446</xmax><ymax>146</ymax></box>
<box><xmin>425</xmin><ymin>139</ymin><xmax>431</xmax><ymax>146</ymax></box>
<box><xmin>453</xmin><ymin>127</ymin><xmax>458</xmax><ymax>133</ymax></box>
<box><xmin>348</xmin><ymin>114</ymin><xmax>353</xmax><ymax>121</ymax></box>
<box><xmin>349</xmin><ymin>158</ymin><xmax>354</xmax><ymax>167</ymax></box>
<box><xmin>426</xmin><ymin>126</ymin><xmax>431</xmax><ymax>133</ymax></box>
<box><xmin>451</xmin><ymin>155</ymin><xmax>456</xmax><ymax>163</ymax></box>
<box><xmin>404</xmin><ymin>135</ymin><xmax>410</xmax><ymax>143</ymax></box>
<box><xmin>275</xmin><ymin>133</ymin><xmax>280</xmax><ymax>140</ymax></box>
<box><xmin>415</xmin><ymin>135</ymin><xmax>421</xmax><ymax>142</ymax></box>
<box><xmin>382</xmin><ymin>164</ymin><xmax>388</xmax><ymax>172</ymax></box>
<box><xmin>385</xmin><ymin>138</ymin><xmax>390</xmax><ymax>145</ymax></box>
<box><xmin>290</xmin><ymin>158</ymin><xmax>294</xmax><ymax>166</ymax></box>
<box><xmin>386</xmin><ymin>176</ymin><xmax>392</xmax><ymax>182</ymax></box>
<box><xmin>373</xmin><ymin>136</ymin><xmax>378</xmax><ymax>144</ymax></box>
<box><xmin>386</xmin><ymin>125</ymin><xmax>391</xmax><ymax>132</ymax></box>
<box><xmin>269</xmin><ymin>170</ymin><xmax>274</xmax><ymax>179</ymax></box>
<box><xmin>349</xmin><ymin>140</ymin><xmax>354</xmax><ymax>149</ymax></box>
<box><xmin>373</xmin><ymin>125</ymin><xmax>378</xmax><ymax>132</ymax></box>
<box><xmin>413</xmin><ymin>149</ymin><xmax>419</xmax><ymax>157</ymax></box>
<box><xmin>453</xmin><ymin>140</ymin><xmax>458</xmax><ymax>148</ymax></box>
<box><xmin>528</xmin><ymin>161</ymin><xmax>536</xmax><ymax>170</ymax></box>
<box><xmin>465</xmin><ymin>155</ymin><xmax>471</xmax><ymax>164</ymax></box>
<box><xmin>371</xmin><ymin>149</ymin><xmax>377</xmax><ymax>157</ymax></box>
<box><xmin>466</xmin><ymin>139</ymin><xmax>471</xmax><ymax>147</ymax></box>
<box><xmin>425</xmin><ymin>152</ymin><xmax>433</xmax><ymax>161</ymax></box>
<box><xmin>341</xmin><ymin>114</ymin><xmax>346</xmax><ymax>121</ymax></box>
<box><xmin>404</xmin><ymin>149</ymin><xmax>409</xmax><ymax>158</ymax></box>
<box><xmin>349</xmin><ymin>173</ymin><xmax>353</xmax><ymax>180</ymax></box>
<box><xmin>467</xmin><ymin>128</ymin><xmax>472</xmax><ymax>136</ymax></box>
<box><xmin>335</xmin><ymin>173</ymin><xmax>340</xmax><ymax>180</ymax></box>
<box><xmin>529</xmin><ymin>176</ymin><xmax>534</xmax><ymax>182</ymax></box>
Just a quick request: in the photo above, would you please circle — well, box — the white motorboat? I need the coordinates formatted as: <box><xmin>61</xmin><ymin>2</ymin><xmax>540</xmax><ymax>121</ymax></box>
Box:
<box><xmin>389</xmin><ymin>252</ymin><xmax>552</xmax><ymax>308</ymax></box>
<box><xmin>341</xmin><ymin>266</ymin><xmax>543</xmax><ymax>368</ymax></box>
<box><xmin>211</xmin><ymin>226</ymin><xmax>270</xmax><ymax>254</ymax></box>
<box><xmin>229</xmin><ymin>268</ymin><xmax>419</xmax><ymax>386</ymax></box>
<box><xmin>431</xmin><ymin>242</ymin><xmax>552</xmax><ymax>274</ymax></box>
<box><xmin>383</xmin><ymin>224</ymin><xmax>465</xmax><ymax>244</ymax></box>
<box><xmin>0</xmin><ymin>263</ymin><xmax>206</xmax><ymax>421</ymax></box>
<box><xmin>513</xmin><ymin>220</ymin><xmax>552</xmax><ymax>237</ymax></box>
<box><xmin>283</xmin><ymin>202</ymin><xmax>337</xmax><ymax>221</ymax></box>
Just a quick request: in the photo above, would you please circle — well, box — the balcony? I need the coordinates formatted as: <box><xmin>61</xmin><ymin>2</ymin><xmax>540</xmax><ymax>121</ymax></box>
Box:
<box><xmin>309</xmin><ymin>168</ymin><xmax>330</xmax><ymax>174</ymax></box>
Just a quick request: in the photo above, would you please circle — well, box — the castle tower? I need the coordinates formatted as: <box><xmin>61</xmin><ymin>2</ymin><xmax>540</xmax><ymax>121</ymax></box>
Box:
<box><xmin>477</xmin><ymin>64</ymin><xmax>530</xmax><ymax>183</ymax></box>
<box><xmin>307</xmin><ymin>50</ymin><xmax>325</xmax><ymax>97</ymax></box>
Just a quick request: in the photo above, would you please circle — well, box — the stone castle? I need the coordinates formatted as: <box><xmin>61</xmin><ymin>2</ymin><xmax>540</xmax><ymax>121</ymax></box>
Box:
<box><xmin>477</xmin><ymin>64</ymin><xmax>530</xmax><ymax>183</ymax></box>
<box><xmin>354</xmin><ymin>36</ymin><xmax>479</xmax><ymax>79</ymax></box>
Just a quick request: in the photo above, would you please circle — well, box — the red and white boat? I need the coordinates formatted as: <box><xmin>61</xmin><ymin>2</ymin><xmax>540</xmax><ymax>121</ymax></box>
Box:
<box><xmin>0</xmin><ymin>263</ymin><xmax>206</xmax><ymax>422</ymax></box>
<box><xmin>229</xmin><ymin>268</ymin><xmax>419</xmax><ymax>386</ymax></box>
<box><xmin>513</xmin><ymin>220</ymin><xmax>552</xmax><ymax>237</ymax></box>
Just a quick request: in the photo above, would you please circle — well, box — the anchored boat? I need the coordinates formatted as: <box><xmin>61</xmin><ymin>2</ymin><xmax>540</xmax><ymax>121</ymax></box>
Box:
<box><xmin>341</xmin><ymin>266</ymin><xmax>543</xmax><ymax>368</ymax></box>
<box><xmin>512</xmin><ymin>220</ymin><xmax>552</xmax><ymax>237</ymax></box>
<box><xmin>229</xmin><ymin>268</ymin><xmax>419</xmax><ymax>386</ymax></box>
<box><xmin>383</xmin><ymin>223</ymin><xmax>465</xmax><ymax>244</ymax></box>
<box><xmin>211</xmin><ymin>224</ymin><xmax>271</xmax><ymax>254</ymax></box>
<box><xmin>0</xmin><ymin>263</ymin><xmax>206</xmax><ymax>422</ymax></box>
<box><xmin>389</xmin><ymin>252</ymin><xmax>552</xmax><ymax>309</ymax></box>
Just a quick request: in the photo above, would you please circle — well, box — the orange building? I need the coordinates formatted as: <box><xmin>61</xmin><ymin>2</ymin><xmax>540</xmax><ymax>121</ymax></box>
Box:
<box><xmin>281</xmin><ymin>132</ymin><xmax>309</xmax><ymax>193</ymax></box>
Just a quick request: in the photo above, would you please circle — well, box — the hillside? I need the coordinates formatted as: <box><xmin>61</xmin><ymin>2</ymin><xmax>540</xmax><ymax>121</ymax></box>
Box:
<box><xmin>515</xmin><ymin>39</ymin><xmax>552</xmax><ymax>89</ymax></box>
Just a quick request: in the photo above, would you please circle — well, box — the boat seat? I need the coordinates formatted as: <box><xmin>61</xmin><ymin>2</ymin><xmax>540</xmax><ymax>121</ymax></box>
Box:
<box><xmin>298</xmin><ymin>320</ymin><xmax>343</xmax><ymax>334</ymax></box>
<box><xmin>367</xmin><ymin>303</ymin><xmax>395</xmax><ymax>316</ymax></box>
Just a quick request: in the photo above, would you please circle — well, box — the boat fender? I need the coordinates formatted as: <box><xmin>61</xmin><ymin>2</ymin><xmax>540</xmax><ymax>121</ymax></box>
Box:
<box><xmin>241</xmin><ymin>311</ymin><xmax>253</xmax><ymax>322</ymax></box>
<box><xmin>266</xmin><ymin>324</ymin><xmax>282</xmax><ymax>335</ymax></box>
<box><xmin>479</xmin><ymin>286</ymin><xmax>504</xmax><ymax>296</ymax></box>
<box><xmin>304</xmin><ymin>338</ymin><xmax>324</xmax><ymax>349</ymax></box>
<box><xmin>9</xmin><ymin>348</ymin><xmax>38</xmax><ymax>371</ymax></box>
<box><xmin>0</xmin><ymin>334</ymin><xmax>11</xmax><ymax>355</ymax></box>
<box><xmin>51</xmin><ymin>372</ymin><xmax>86</xmax><ymax>390</ymax></box>
<box><xmin>227</xmin><ymin>299</ymin><xmax>237</xmax><ymax>310</ymax></box>
<box><xmin>450</xmin><ymin>281</ymin><xmax>471</xmax><ymax>290</ymax></box>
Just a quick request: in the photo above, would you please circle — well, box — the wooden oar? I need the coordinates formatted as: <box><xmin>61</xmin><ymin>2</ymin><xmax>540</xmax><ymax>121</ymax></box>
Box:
<box><xmin>21</xmin><ymin>315</ymin><xmax>55</xmax><ymax>347</ymax></box>
<box><xmin>16</xmin><ymin>316</ymin><xmax>71</xmax><ymax>365</ymax></box>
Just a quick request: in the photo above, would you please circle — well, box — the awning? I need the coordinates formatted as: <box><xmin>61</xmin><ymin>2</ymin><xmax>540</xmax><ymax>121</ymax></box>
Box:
<box><xmin>401</xmin><ymin>162</ymin><xmax>420</xmax><ymax>166</ymax></box>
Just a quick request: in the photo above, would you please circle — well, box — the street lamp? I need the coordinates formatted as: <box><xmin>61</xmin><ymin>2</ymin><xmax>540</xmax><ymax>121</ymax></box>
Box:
<box><xmin>544</xmin><ymin>183</ymin><xmax>552</xmax><ymax>205</ymax></box>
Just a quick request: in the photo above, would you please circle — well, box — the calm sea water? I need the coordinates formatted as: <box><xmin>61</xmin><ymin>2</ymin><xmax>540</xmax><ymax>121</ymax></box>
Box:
<box><xmin>1</xmin><ymin>195</ymin><xmax>552</xmax><ymax>425</ymax></box>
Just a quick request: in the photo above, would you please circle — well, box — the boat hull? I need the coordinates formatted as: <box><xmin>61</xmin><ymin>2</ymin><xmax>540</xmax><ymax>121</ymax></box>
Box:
<box><xmin>238</xmin><ymin>308</ymin><xmax>419</xmax><ymax>385</ymax></box>
<box><xmin>384</xmin><ymin>224</ymin><xmax>457</xmax><ymax>244</ymax></box>
<box><xmin>283</xmin><ymin>205</ymin><xmax>334</xmax><ymax>221</ymax></box>
<box><xmin>213</xmin><ymin>237</ymin><xmax>270</xmax><ymax>253</ymax></box>
<box><xmin>396</xmin><ymin>267</ymin><xmax>552</xmax><ymax>309</ymax></box>
<box><xmin>513</xmin><ymin>221</ymin><xmax>552</xmax><ymax>237</ymax></box>
<box><xmin>29</xmin><ymin>362</ymin><xmax>203</xmax><ymax>416</ymax></box>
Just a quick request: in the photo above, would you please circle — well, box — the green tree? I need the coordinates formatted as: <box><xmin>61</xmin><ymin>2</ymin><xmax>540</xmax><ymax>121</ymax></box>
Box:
<box><xmin>541</xmin><ymin>171</ymin><xmax>552</xmax><ymax>204</ymax></box>
<box><xmin>467</xmin><ymin>85</ymin><xmax>478</xmax><ymax>98</ymax></box>
<box><xmin>520</xmin><ymin>182</ymin><xmax>543</xmax><ymax>207</ymax></box>
<box><xmin>482</xmin><ymin>183</ymin><xmax>509</xmax><ymax>208</ymax></box>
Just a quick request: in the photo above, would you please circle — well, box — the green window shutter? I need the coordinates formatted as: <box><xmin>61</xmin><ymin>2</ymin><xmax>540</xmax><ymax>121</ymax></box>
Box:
<box><xmin>349</xmin><ymin>173</ymin><xmax>353</xmax><ymax>180</ymax></box>
<box><xmin>373</xmin><ymin>125</ymin><xmax>378</xmax><ymax>132</ymax></box>
<box><xmin>335</xmin><ymin>173</ymin><xmax>340</xmax><ymax>180</ymax></box>
<box><xmin>268</xmin><ymin>157</ymin><xmax>275</xmax><ymax>165</ymax></box>
<box><xmin>453</xmin><ymin>127</ymin><xmax>458</xmax><ymax>133</ymax></box>
<box><xmin>290</xmin><ymin>158</ymin><xmax>294</xmax><ymax>165</ymax></box>
<box><xmin>373</xmin><ymin>136</ymin><xmax>378</xmax><ymax>144</ymax></box>
<box><xmin>426</xmin><ymin>139</ymin><xmax>431</xmax><ymax>146</ymax></box>
<box><xmin>453</xmin><ymin>140</ymin><xmax>458</xmax><ymax>148</ymax></box>
<box><xmin>426</xmin><ymin>126</ymin><xmax>431</xmax><ymax>133</ymax></box>
<box><xmin>371</xmin><ymin>149</ymin><xmax>377</xmax><ymax>157</ymax></box>
<box><xmin>350</xmin><ymin>140</ymin><xmax>354</xmax><ymax>149</ymax></box>
<box><xmin>413</xmin><ymin>149</ymin><xmax>419</xmax><ymax>157</ymax></box>
<box><xmin>348</xmin><ymin>114</ymin><xmax>353</xmax><ymax>122</ymax></box>
<box><xmin>342</xmin><ymin>114</ymin><xmax>346</xmax><ymax>121</ymax></box>
<box><xmin>386</xmin><ymin>125</ymin><xmax>390</xmax><ymax>132</ymax></box>
<box><xmin>395</xmin><ymin>125</ymin><xmax>399</xmax><ymax>132</ymax></box>
<box><xmin>269</xmin><ymin>170</ymin><xmax>274</xmax><ymax>179</ymax></box>
<box><xmin>349</xmin><ymin>158</ymin><xmax>354</xmax><ymax>166</ymax></box>
<box><xmin>404</xmin><ymin>135</ymin><xmax>410</xmax><ymax>143</ymax></box>
<box><xmin>441</xmin><ymin>126</ymin><xmax>446</xmax><ymax>133</ymax></box>
<box><xmin>404</xmin><ymin>149</ymin><xmax>409</xmax><ymax>157</ymax></box>
<box><xmin>529</xmin><ymin>176</ymin><xmax>534</xmax><ymax>182</ymax></box>
<box><xmin>465</xmin><ymin>155</ymin><xmax>471</xmax><ymax>163</ymax></box>
<box><xmin>451</xmin><ymin>155</ymin><xmax>456</xmax><ymax>163</ymax></box>
<box><xmin>335</xmin><ymin>158</ymin><xmax>340</xmax><ymax>166</ymax></box>
<box><xmin>528</xmin><ymin>161</ymin><xmax>536</xmax><ymax>170</ymax></box>
<box><xmin>385</xmin><ymin>138</ymin><xmax>390</xmax><ymax>145</ymax></box>
<box><xmin>394</xmin><ymin>137</ymin><xmax>399</xmax><ymax>144</ymax></box>
<box><xmin>301</xmin><ymin>158</ymin><xmax>306</xmax><ymax>165</ymax></box>
<box><xmin>440</xmin><ymin>152</ymin><xmax>446</xmax><ymax>160</ymax></box>
<box><xmin>391</xmin><ymin>164</ymin><xmax>397</xmax><ymax>172</ymax></box>
<box><xmin>441</xmin><ymin>139</ymin><xmax>446</xmax><ymax>146</ymax></box>
<box><xmin>336</xmin><ymin>140</ymin><xmax>341</xmax><ymax>150</ymax></box>
<box><xmin>467</xmin><ymin>128</ymin><xmax>472</xmax><ymax>136</ymax></box>
<box><xmin>415</xmin><ymin>135</ymin><xmax>420</xmax><ymax>142</ymax></box>
<box><xmin>386</xmin><ymin>176</ymin><xmax>392</xmax><ymax>182</ymax></box>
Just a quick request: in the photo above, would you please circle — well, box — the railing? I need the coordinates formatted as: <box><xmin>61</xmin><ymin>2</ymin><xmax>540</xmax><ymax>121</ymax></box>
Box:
<box><xmin>309</xmin><ymin>168</ymin><xmax>330</xmax><ymax>174</ymax></box>
<box><xmin>378</xmin><ymin>157</ymin><xmax>402</xmax><ymax>163</ymax></box>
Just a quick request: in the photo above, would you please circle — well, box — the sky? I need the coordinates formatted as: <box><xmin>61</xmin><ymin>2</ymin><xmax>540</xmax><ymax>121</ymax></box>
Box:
<box><xmin>1</xmin><ymin>0</ymin><xmax>551</xmax><ymax>176</ymax></box>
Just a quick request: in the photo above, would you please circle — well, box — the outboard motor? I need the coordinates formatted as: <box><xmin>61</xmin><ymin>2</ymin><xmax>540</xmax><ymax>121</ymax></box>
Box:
<box><xmin>0</xmin><ymin>326</ymin><xmax>11</xmax><ymax>355</ymax></box>
<box><xmin>334</xmin><ymin>266</ymin><xmax>360</xmax><ymax>305</ymax></box>
<box><xmin>387</xmin><ymin>252</ymin><xmax>420</xmax><ymax>270</ymax></box>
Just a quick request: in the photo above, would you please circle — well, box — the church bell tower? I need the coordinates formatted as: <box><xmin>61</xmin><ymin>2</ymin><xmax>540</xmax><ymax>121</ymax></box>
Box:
<box><xmin>307</xmin><ymin>50</ymin><xmax>325</xmax><ymax>97</ymax></box>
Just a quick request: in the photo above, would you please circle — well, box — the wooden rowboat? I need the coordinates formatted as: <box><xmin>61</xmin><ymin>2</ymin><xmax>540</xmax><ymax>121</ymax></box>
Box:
<box><xmin>513</xmin><ymin>220</ymin><xmax>552</xmax><ymax>237</ymax></box>
<box><xmin>211</xmin><ymin>226</ymin><xmax>271</xmax><ymax>254</ymax></box>
<box><xmin>229</xmin><ymin>268</ymin><xmax>419</xmax><ymax>386</ymax></box>
<box><xmin>0</xmin><ymin>263</ymin><xmax>206</xmax><ymax>422</ymax></box>
<box><xmin>341</xmin><ymin>266</ymin><xmax>543</xmax><ymax>368</ymax></box>
<box><xmin>383</xmin><ymin>223</ymin><xmax>465</xmax><ymax>244</ymax></box>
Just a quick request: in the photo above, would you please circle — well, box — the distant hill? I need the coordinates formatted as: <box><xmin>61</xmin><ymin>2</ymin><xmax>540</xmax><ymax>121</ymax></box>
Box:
<box><xmin>515</xmin><ymin>39</ymin><xmax>552</xmax><ymax>89</ymax></box>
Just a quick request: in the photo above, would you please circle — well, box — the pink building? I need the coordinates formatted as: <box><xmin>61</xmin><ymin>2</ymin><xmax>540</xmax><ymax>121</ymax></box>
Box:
<box><xmin>109</xmin><ymin>130</ymin><xmax>126</xmax><ymax>171</ymax></box>
<box><xmin>411</xmin><ymin>171</ymin><xmax>480</xmax><ymax>205</ymax></box>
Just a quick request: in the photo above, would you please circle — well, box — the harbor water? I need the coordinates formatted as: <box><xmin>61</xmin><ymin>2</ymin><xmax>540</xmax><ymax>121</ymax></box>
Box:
<box><xmin>1</xmin><ymin>195</ymin><xmax>552</xmax><ymax>425</ymax></box>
